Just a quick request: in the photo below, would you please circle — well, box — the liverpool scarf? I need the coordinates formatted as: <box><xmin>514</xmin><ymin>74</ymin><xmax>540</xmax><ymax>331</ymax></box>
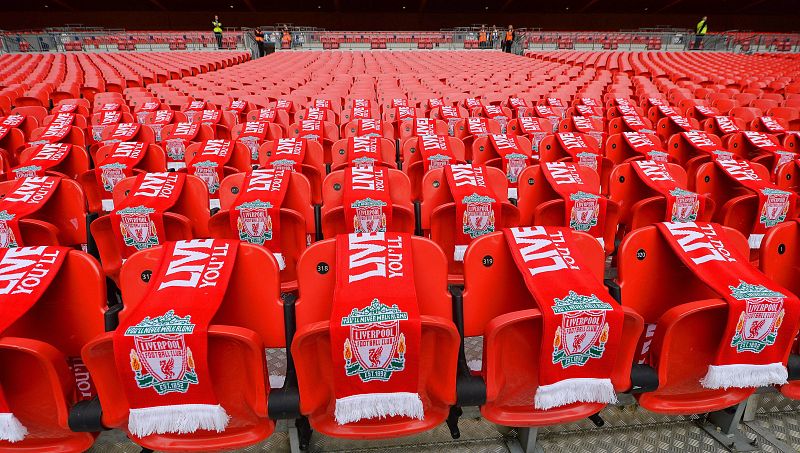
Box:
<box><xmin>195</xmin><ymin>110</ymin><xmax>222</xmax><ymax>127</ymax></box>
<box><xmin>343</xmin><ymin>166</ymin><xmax>393</xmax><ymax>234</ymax></box>
<box><xmin>349</xmin><ymin>107</ymin><xmax>372</xmax><ymax>121</ymax></box>
<box><xmin>443</xmin><ymin>164</ymin><xmax>502</xmax><ymax>261</ymax></box>
<box><xmin>714</xmin><ymin>116</ymin><xmax>741</xmax><ymax>135</ymax></box>
<box><xmin>189</xmin><ymin>140</ymin><xmax>235</xmax><ymax>210</ymax></box>
<box><xmin>136</xmin><ymin>102</ymin><xmax>160</xmax><ymax>124</ymax></box>
<box><xmin>681</xmin><ymin>130</ymin><xmax>733</xmax><ymax>161</ymax></box>
<box><xmin>518</xmin><ymin>117</ymin><xmax>549</xmax><ymax>154</ymax></box>
<box><xmin>95</xmin><ymin>142</ymin><xmax>147</xmax><ymax>212</ymax></box>
<box><xmin>657</xmin><ymin>222</ymin><xmax>800</xmax><ymax>389</ymax></box>
<box><xmin>331</xmin><ymin>232</ymin><xmax>422</xmax><ymax>424</ymax></box>
<box><xmin>148</xmin><ymin>110</ymin><xmax>174</xmax><ymax>142</ymax></box>
<box><xmin>715</xmin><ymin>158</ymin><xmax>796</xmax><ymax>248</ymax></box>
<box><xmin>741</xmin><ymin>131</ymin><xmax>796</xmax><ymax>174</ymax></box>
<box><xmin>110</xmin><ymin>172</ymin><xmax>185</xmax><ymax>259</ymax></box>
<box><xmin>103</xmin><ymin>123</ymin><xmax>141</xmax><ymax>145</ymax></box>
<box><xmin>631</xmin><ymin>160</ymin><xmax>706</xmax><ymax>223</ymax></box>
<box><xmin>756</xmin><ymin>117</ymin><xmax>786</xmax><ymax>135</ymax></box>
<box><xmin>164</xmin><ymin>122</ymin><xmax>200</xmax><ymax>169</ymax></box>
<box><xmin>230</xmin><ymin>169</ymin><xmax>290</xmax><ymax>269</ymax></box>
<box><xmin>488</xmin><ymin>134</ymin><xmax>532</xmax><ymax>198</ymax></box>
<box><xmin>98</xmin><ymin>103</ymin><xmax>122</xmax><ymax>112</ymax></box>
<box><xmin>0</xmin><ymin>245</ymin><xmax>69</xmax><ymax>442</ymax></box>
<box><xmin>265</xmin><ymin>138</ymin><xmax>307</xmax><ymax>172</ymax></box>
<box><xmin>622</xmin><ymin>132</ymin><xmax>669</xmax><ymax>162</ymax></box>
<box><xmin>555</xmin><ymin>132</ymin><xmax>602</xmax><ymax>173</ymax></box>
<box><xmin>621</xmin><ymin>115</ymin><xmax>655</xmax><ymax>135</ymax></box>
<box><xmin>541</xmin><ymin>162</ymin><xmax>607</xmax><ymax>246</ymax></box>
<box><xmin>0</xmin><ymin>177</ymin><xmax>60</xmax><ymax>249</ymax></box>
<box><xmin>11</xmin><ymin>143</ymin><xmax>71</xmax><ymax>179</ymax></box>
<box><xmin>535</xmin><ymin>106</ymin><xmax>562</xmax><ymax>129</ymax></box>
<box><xmin>92</xmin><ymin>111</ymin><xmax>122</xmax><ymax>141</ymax></box>
<box><xmin>346</xmin><ymin>136</ymin><xmax>381</xmax><ymax>168</ymax></box>
<box><xmin>298</xmin><ymin>120</ymin><xmax>323</xmax><ymax>141</ymax></box>
<box><xmin>31</xmin><ymin>114</ymin><xmax>73</xmax><ymax>144</ymax></box>
<box><xmin>412</xmin><ymin>118</ymin><xmax>435</xmax><ymax>136</ymax></box>
<box><xmin>113</xmin><ymin>239</ymin><xmax>237</xmax><ymax>437</ymax></box>
<box><xmin>466</xmin><ymin>117</ymin><xmax>490</xmax><ymax>137</ymax></box>
<box><xmin>504</xmin><ymin>227</ymin><xmax>623</xmax><ymax>409</ymax></box>
<box><xmin>418</xmin><ymin>135</ymin><xmax>457</xmax><ymax>172</ymax></box>
<box><xmin>572</xmin><ymin>116</ymin><xmax>605</xmax><ymax>146</ymax></box>
<box><xmin>237</xmin><ymin>121</ymin><xmax>269</xmax><ymax>162</ymax></box>
<box><xmin>355</xmin><ymin>119</ymin><xmax>383</xmax><ymax>137</ymax></box>
<box><xmin>394</xmin><ymin>106</ymin><xmax>417</xmax><ymax>122</ymax></box>
<box><xmin>305</xmin><ymin>107</ymin><xmax>328</xmax><ymax>122</ymax></box>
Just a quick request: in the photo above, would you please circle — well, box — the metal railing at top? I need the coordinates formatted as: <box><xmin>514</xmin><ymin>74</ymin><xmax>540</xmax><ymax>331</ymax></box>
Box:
<box><xmin>2</xmin><ymin>27</ymin><xmax>799</xmax><ymax>54</ymax></box>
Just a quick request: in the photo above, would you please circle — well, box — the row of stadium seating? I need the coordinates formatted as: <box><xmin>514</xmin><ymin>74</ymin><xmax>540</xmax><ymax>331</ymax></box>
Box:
<box><xmin>1</xmin><ymin>50</ymin><xmax>800</xmax><ymax>451</ymax></box>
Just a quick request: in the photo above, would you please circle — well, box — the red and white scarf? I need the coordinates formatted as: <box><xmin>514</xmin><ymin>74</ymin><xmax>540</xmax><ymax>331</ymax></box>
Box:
<box><xmin>681</xmin><ymin>130</ymin><xmax>733</xmax><ymax>161</ymax></box>
<box><xmin>576</xmin><ymin>105</ymin><xmax>603</xmax><ymax>119</ymax></box>
<box><xmin>504</xmin><ymin>227</ymin><xmax>623</xmax><ymax>409</ymax></box>
<box><xmin>518</xmin><ymin>117</ymin><xmax>549</xmax><ymax>154</ymax></box>
<box><xmin>622</xmin><ymin>132</ymin><xmax>669</xmax><ymax>162</ymax></box>
<box><xmin>346</xmin><ymin>136</ymin><xmax>382</xmax><ymax>168</ymax></box>
<box><xmin>92</xmin><ymin>111</ymin><xmax>122</xmax><ymax>141</ymax></box>
<box><xmin>11</xmin><ymin>143</ymin><xmax>71</xmax><ymax>179</ymax></box>
<box><xmin>756</xmin><ymin>117</ymin><xmax>786</xmax><ymax>135</ymax></box>
<box><xmin>230</xmin><ymin>169</ymin><xmax>290</xmax><ymax>269</ymax></box>
<box><xmin>572</xmin><ymin>116</ymin><xmax>605</xmax><ymax>147</ymax></box>
<box><xmin>466</xmin><ymin>117</ymin><xmax>490</xmax><ymax>137</ymax></box>
<box><xmin>555</xmin><ymin>132</ymin><xmax>602</xmax><ymax>173</ymax></box>
<box><xmin>189</xmin><ymin>140</ymin><xmax>235</xmax><ymax>209</ymax></box>
<box><xmin>0</xmin><ymin>245</ymin><xmax>69</xmax><ymax>442</ymax></box>
<box><xmin>31</xmin><ymin>114</ymin><xmax>73</xmax><ymax>145</ymax></box>
<box><xmin>147</xmin><ymin>109</ymin><xmax>174</xmax><ymax>141</ymax></box>
<box><xmin>349</xmin><ymin>106</ymin><xmax>373</xmax><ymax>121</ymax></box>
<box><xmin>95</xmin><ymin>142</ymin><xmax>147</xmax><ymax>212</ymax></box>
<box><xmin>438</xmin><ymin>106</ymin><xmax>461</xmax><ymax>135</ymax></box>
<box><xmin>265</xmin><ymin>138</ymin><xmax>307</xmax><ymax>172</ymax></box>
<box><xmin>464</xmin><ymin>98</ymin><xmax>481</xmax><ymax>109</ymax></box>
<box><xmin>331</xmin><ymin>232</ymin><xmax>422</xmax><ymax>424</ymax></box>
<box><xmin>535</xmin><ymin>106</ymin><xmax>562</xmax><ymax>130</ymax></box>
<box><xmin>541</xmin><ymin>162</ymin><xmax>607</xmax><ymax>246</ymax></box>
<box><xmin>666</xmin><ymin>115</ymin><xmax>695</xmax><ymax>133</ymax></box>
<box><xmin>57</xmin><ymin>103</ymin><xmax>79</xmax><ymax>113</ymax></box>
<box><xmin>443</xmin><ymin>164</ymin><xmax>502</xmax><ymax>261</ymax></box>
<box><xmin>103</xmin><ymin>123</ymin><xmax>141</xmax><ymax>145</ymax></box>
<box><xmin>136</xmin><ymin>102</ymin><xmax>160</xmax><ymax>124</ymax></box>
<box><xmin>110</xmin><ymin>172</ymin><xmax>185</xmax><ymax>259</ymax></box>
<box><xmin>227</xmin><ymin>99</ymin><xmax>248</xmax><ymax>119</ymax></box>
<box><xmin>255</xmin><ymin>108</ymin><xmax>277</xmax><ymax>123</ymax></box>
<box><xmin>113</xmin><ymin>239</ymin><xmax>237</xmax><ymax>437</ymax></box>
<box><xmin>0</xmin><ymin>177</ymin><xmax>60</xmax><ymax>249</ymax></box>
<box><xmin>394</xmin><ymin>106</ymin><xmax>417</xmax><ymax>122</ymax></box>
<box><xmin>714</xmin><ymin>116</ymin><xmax>741</xmax><ymax>135</ymax></box>
<box><xmin>714</xmin><ymin>159</ymin><xmax>796</xmax><ymax>248</ymax></box>
<box><xmin>621</xmin><ymin>115</ymin><xmax>655</xmax><ymax>135</ymax></box>
<box><xmin>482</xmin><ymin>105</ymin><xmax>508</xmax><ymax>131</ymax></box>
<box><xmin>741</xmin><ymin>131</ymin><xmax>796</xmax><ymax>175</ymax></box>
<box><xmin>314</xmin><ymin>99</ymin><xmax>333</xmax><ymax>110</ymax></box>
<box><xmin>275</xmin><ymin>99</ymin><xmax>293</xmax><ymax>112</ymax></box>
<box><xmin>355</xmin><ymin>119</ymin><xmax>383</xmax><ymax>137</ymax></box>
<box><xmin>657</xmin><ymin>222</ymin><xmax>800</xmax><ymax>389</ymax></box>
<box><xmin>237</xmin><ymin>121</ymin><xmax>269</xmax><ymax>162</ymax></box>
<box><xmin>164</xmin><ymin>122</ymin><xmax>201</xmax><ymax>170</ymax></box>
<box><xmin>392</xmin><ymin>98</ymin><xmax>409</xmax><ymax>108</ymax></box>
<box><xmin>427</xmin><ymin>98</ymin><xmax>444</xmax><ymax>110</ymax></box>
<box><xmin>194</xmin><ymin>110</ymin><xmax>222</xmax><ymax>127</ymax></box>
<box><xmin>343</xmin><ymin>166</ymin><xmax>393</xmax><ymax>234</ymax></box>
<box><xmin>489</xmin><ymin>134</ymin><xmax>532</xmax><ymax>198</ymax></box>
<box><xmin>98</xmin><ymin>103</ymin><xmax>122</xmax><ymax>112</ymax></box>
<box><xmin>418</xmin><ymin>135</ymin><xmax>457</xmax><ymax>172</ymax></box>
<box><xmin>305</xmin><ymin>107</ymin><xmax>328</xmax><ymax>122</ymax></box>
<box><xmin>298</xmin><ymin>120</ymin><xmax>323</xmax><ymax>141</ymax></box>
<box><xmin>631</xmin><ymin>160</ymin><xmax>707</xmax><ymax>223</ymax></box>
<box><xmin>183</xmin><ymin>101</ymin><xmax>206</xmax><ymax>122</ymax></box>
<box><xmin>412</xmin><ymin>118</ymin><xmax>435</xmax><ymax>137</ymax></box>
<box><xmin>2</xmin><ymin>115</ymin><xmax>25</xmax><ymax>129</ymax></box>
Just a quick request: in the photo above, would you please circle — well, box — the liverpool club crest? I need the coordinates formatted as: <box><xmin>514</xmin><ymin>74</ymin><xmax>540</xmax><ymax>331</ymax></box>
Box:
<box><xmin>426</xmin><ymin>153</ymin><xmax>452</xmax><ymax>170</ymax></box>
<box><xmin>117</xmin><ymin>206</ymin><xmax>159</xmax><ymax>250</ymax></box>
<box><xmin>759</xmin><ymin>188</ymin><xmax>791</xmax><ymax>228</ymax></box>
<box><xmin>165</xmin><ymin>139</ymin><xmax>186</xmax><ymax>161</ymax></box>
<box><xmin>569</xmin><ymin>191</ymin><xmax>601</xmax><ymax>232</ymax></box>
<box><xmin>669</xmin><ymin>188</ymin><xmax>700</xmax><ymax>223</ymax></box>
<box><xmin>647</xmin><ymin>150</ymin><xmax>669</xmax><ymax>162</ymax></box>
<box><xmin>125</xmin><ymin>310</ymin><xmax>199</xmax><ymax>395</ymax></box>
<box><xmin>551</xmin><ymin>291</ymin><xmax>612</xmax><ymax>368</ymax></box>
<box><xmin>192</xmin><ymin>161</ymin><xmax>221</xmax><ymax>194</ymax></box>
<box><xmin>99</xmin><ymin>162</ymin><xmax>128</xmax><ymax>191</ymax></box>
<box><xmin>576</xmin><ymin>151</ymin><xmax>599</xmax><ymax>171</ymax></box>
<box><xmin>341</xmin><ymin>299</ymin><xmax>408</xmax><ymax>382</ymax></box>
<box><xmin>12</xmin><ymin>165</ymin><xmax>42</xmax><ymax>179</ymax></box>
<box><xmin>351</xmin><ymin>198</ymin><xmax>388</xmax><ymax>233</ymax></box>
<box><xmin>270</xmin><ymin>158</ymin><xmax>298</xmax><ymax>172</ymax></box>
<box><xmin>504</xmin><ymin>152</ymin><xmax>528</xmax><ymax>184</ymax></box>
<box><xmin>0</xmin><ymin>210</ymin><xmax>18</xmax><ymax>249</ymax></box>
<box><xmin>729</xmin><ymin>281</ymin><xmax>785</xmax><ymax>353</ymax></box>
<box><xmin>240</xmin><ymin>136</ymin><xmax>260</xmax><ymax>161</ymax></box>
<box><xmin>461</xmin><ymin>193</ymin><xmax>496</xmax><ymax>238</ymax></box>
<box><xmin>235</xmin><ymin>200</ymin><xmax>273</xmax><ymax>245</ymax></box>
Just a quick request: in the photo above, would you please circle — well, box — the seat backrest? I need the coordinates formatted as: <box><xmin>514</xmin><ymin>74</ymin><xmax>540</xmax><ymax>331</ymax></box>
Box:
<box><xmin>329</xmin><ymin>137</ymin><xmax>397</xmax><ymax>171</ymax></box>
<box><xmin>759</xmin><ymin>221</ymin><xmax>800</xmax><ymax>297</ymax></box>
<box><xmin>321</xmin><ymin>168</ymin><xmax>413</xmax><ymax>213</ymax></box>
<box><xmin>515</xmin><ymin>164</ymin><xmax>600</xmax><ymax>224</ymax></box>
<box><xmin>184</xmin><ymin>141</ymin><xmax>253</xmax><ymax>174</ymax></box>
<box><xmin>218</xmin><ymin>171</ymin><xmax>315</xmax><ymax>228</ymax></box>
<box><xmin>420</xmin><ymin>165</ymin><xmax>509</xmax><ymax>230</ymax></box>
<box><xmin>608</xmin><ymin>162</ymin><xmax>688</xmax><ymax>223</ymax></box>
<box><xmin>295</xmin><ymin>236</ymin><xmax>452</xmax><ymax>326</ymax></box>
<box><xmin>470</xmin><ymin>135</ymin><xmax>532</xmax><ymax>166</ymax></box>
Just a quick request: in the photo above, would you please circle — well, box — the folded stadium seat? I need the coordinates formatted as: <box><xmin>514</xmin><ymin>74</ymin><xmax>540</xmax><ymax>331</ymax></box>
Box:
<box><xmin>461</xmin><ymin>229</ymin><xmax>643</xmax><ymax>426</ymax></box>
<box><xmin>727</xmin><ymin>131</ymin><xmax>793</xmax><ymax>175</ymax></box>
<box><xmin>399</xmin><ymin>117</ymin><xmax>450</xmax><ymax>144</ymax></box>
<box><xmin>12</xmin><ymin>143</ymin><xmax>90</xmax><ymax>180</ymax></box>
<box><xmin>684</xmin><ymin>105</ymin><xmax>720</xmax><ymax>122</ymax></box>
<box><xmin>749</xmin><ymin>116</ymin><xmax>789</xmax><ymax>139</ymax></box>
<box><xmin>292</xmin><ymin>235</ymin><xmax>459</xmax><ymax>439</ymax></box>
<box><xmin>758</xmin><ymin>220</ymin><xmax>800</xmax><ymax>399</ymax></box>
<box><xmin>52</xmin><ymin>99</ymin><xmax>91</xmax><ymax>117</ymax></box>
<box><xmin>666</xmin><ymin>131</ymin><xmax>735</xmax><ymax>187</ymax></box>
<box><xmin>341</xmin><ymin>119</ymin><xmax>396</xmax><ymax>141</ymax></box>
<box><xmin>90</xmin><ymin>173</ymin><xmax>210</xmax><ymax>283</ymax></box>
<box><xmin>711</xmin><ymin>98</ymin><xmax>739</xmax><ymax>115</ymax></box>
<box><xmin>469</xmin><ymin>105</ymin><xmax>513</xmax><ymax>133</ymax></box>
<box><xmin>0</xmin><ymin>176</ymin><xmax>88</xmax><ymax>249</ymax></box>
<box><xmin>400</xmin><ymin>135</ymin><xmax>466</xmax><ymax>201</ymax></box>
<box><xmin>0</xmin><ymin>120</ymin><xmax>28</xmax><ymax>160</ymax></box>
<box><xmin>566</xmin><ymin>104</ymin><xmax>604</xmax><ymax>120</ymax></box>
<box><xmin>295</xmin><ymin>107</ymin><xmax>339</xmax><ymax>126</ymax></box>
<box><xmin>645</xmin><ymin>104</ymin><xmax>681</xmax><ymax>126</ymax></box>
<box><xmin>607</xmin><ymin>102</ymin><xmax>646</xmax><ymax>120</ymax></box>
<box><xmin>767</xmin><ymin>107</ymin><xmax>800</xmax><ymax>123</ymax></box>
<box><xmin>616</xmin><ymin>223</ymin><xmax>793</xmax><ymax>414</ymax></box>
<box><xmin>703</xmin><ymin>116</ymin><xmax>747</xmax><ymax>142</ymax></box>
<box><xmin>558</xmin><ymin>116</ymin><xmax>607</xmax><ymax>149</ymax></box>
<box><xmin>420</xmin><ymin>165</ymin><xmax>519</xmax><ymax>283</ymax></box>
<box><xmin>209</xmin><ymin>170</ymin><xmax>313</xmax><ymax>291</ymax></box>
<box><xmin>605</xmin><ymin>132</ymin><xmax>672</xmax><ymax>165</ymax></box>
<box><xmin>29</xmin><ymin>123</ymin><xmax>86</xmax><ymax>149</ymax></box>
<box><xmin>82</xmin><ymin>241</ymin><xmax>282</xmax><ymax>451</ymax></box>
<box><xmin>784</xmin><ymin>132</ymin><xmax>800</xmax><ymax>153</ymax></box>
<box><xmin>78</xmin><ymin>142</ymin><xmax>168</xmax><ymax>213</ymax></box>
<box><xmin>694</xmin><ymin>159</ymin><xmax>796</xmax><ymax>253</ymax></box>
<box><xmin>159</xmin><ymin>122</ymin><xmax>216</xmax><ymax>170</ymax></box>
<box><xmin>231</xmin><ymin>121</ymin><xmax>284</xmax><ymax>164</ymax></box>
<box><xmin>140</xmin><ymin>109</ymin><xmax>189</xmax><ymax>142</ymax></box>
<box><xmin>655</xmin><ymin>115</ymin><xmax>701</xmax><ymax>142</ymax></box>
<box><xmin>515</xmin><ymin>163</ymin><xmax>619</xmax><ymax>255</ymax></box>
<box><xmin>180</xmin><ymin>100</ymin><xmax>215</xmax><ymax>122</ymax></box>
<box><xmin>609</xmin><ymin>161</ymin><xmax>715</xmax><ymax>236</ymax></box>
<box><xmin>182</xmin><ymin>140</ymin><xmax>253</xmax><ymax>210</ymax></box>
<box><xmin>330</xmin><ymin>137</ymin><xmax>397</xmax><ymax>171</ymax></box>
<box><xmin>384</xmin><ymin>106</ymin><xmax>423</xmax><ymax>125</ymax></box>
<box><xmin>506</xmin><ymin>117</ymin><xmax>554</xmax><ymax>154</ymax></box>
<box><xmin>42</xmin><ymin>113</ymin><xmax>89</xmax><ymax>130</ymax></box>
<box><xmin>751</xmin><ymin>99</ymin><xmax>780</xmax><ymax>113</ymax></box>
<box><xmin>246</xmin><ymin>108</ymin><xmax>292</xmax><ymax>134</ymax></box>
<box><xmin>538</xmin><ymin>132</ymin><xmax>613</xmax><ymax>195</ymax></box>
<box><xmin>4</xmin><ymin>112</ymin><xmax>40</xmax><ymax>141</ymax></box>
<box><xmin>191</xmin><ymin>110</ymin><xmax>237</xmax><ymax>140</ymax></box>
<box><xmin>320</xmin><ymin>167</ymin><xmax>415</xmax><ymax>238</ymax></box>
<box><xmin>0</xmin><ymin>247</ymin><xmax>105</xmax><ymax>452</ymax></box>
<box><xmin>729</xmin><ymin>106</ymin><xmax>763</xmax><ymax>124</ymax></box>
<box><xmin>89</xmin><ymin>111</ymin><xmax>135</xmax><ymax>142</ymax></box>
<box><xmin>259</xmin><ymin>138</ymin><xmax>327</xmax><ymax>204</ymax></box>
<box><xmin>470</xmin><ymin>134</ymin><xmax>533</xmax><ymax>197</ymax></box>
<box><xmin>287</xmin><ymin>120</ymin><xmax>339</xmax><ymax>165</ymax></box>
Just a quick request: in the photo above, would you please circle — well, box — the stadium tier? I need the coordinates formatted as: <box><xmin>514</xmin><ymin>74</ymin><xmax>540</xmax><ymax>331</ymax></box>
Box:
<box><xmin>1</xmin><ymin>49</ymin><xmax>800</xmax><ymax>452</ymax></box>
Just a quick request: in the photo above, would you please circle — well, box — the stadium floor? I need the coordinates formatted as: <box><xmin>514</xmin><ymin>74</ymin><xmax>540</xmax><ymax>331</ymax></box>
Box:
<box><xmin>88</xmin><ymin>393</ymin><xmax>800</xmax><ymax>452</ymax></box>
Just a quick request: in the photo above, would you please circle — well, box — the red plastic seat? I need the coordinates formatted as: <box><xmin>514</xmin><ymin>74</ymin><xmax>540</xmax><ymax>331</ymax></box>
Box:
<box><xmin>29</xmin><ymin>126</ymin><xmax>86</xmax><ymax>148</ymax></box>
<box><xmin>287</xmin><ymin>120</ymin><xmax>339</xmax><ymax>164</ymax></box>
<box><xmin>538</xmin><ymin>133</ymin><xmax>613</xmax><ymax>194</ymax></box>
<box><xmin>400</xmin><ymin>136</ymin><xmax>467</xmax><ymax>201</ymax></box>
<box><xmin>605</xmin><ymin>132</ymin><xmax>669</xmax><ymax>165</ymax></box>
<box><xmin>461</xmin><ymin>230</ymin><xmax>643</xmax><ymax>426</ymax></box>
<box><xmin>82</xmin><ymin>242</ymin><xmax>283</xmax><ymax>451</ymax></box>
<box><xmin>90</xmin><ymin>174</ymin><xmax>210</xmax><ymax>283</ymax></box>
<box><xmin>259</xmin><ymin>139</ymin><xmax>326</xmax><ymax>204</ymax></box>
<box><xmin>0</xmin><ymin>248</ymin><xmax>106</xmax><ymax>453</ymax></box>
<box><xmin>292</xmin><ymin>236</ymin><xmax>459</xmax><ymax>439</ymax></box>
<box><xmin>246</xmin><ymin>109</ymin><xmax>291</xmax><ymax>133</ymax></box>
<box><xmin>330</xmin><ymin>137</ymin><xmax>398</xmax><ymax>172</ymax></box>
<box><xmin>14</xmin><ymin>143</ymin><xmax>91</xmax><ymax>180</ymax></box>
<box><xmin>617</xmin><ymin>225</ymin><xmax>758</xmax><ymax>414</ymax></box>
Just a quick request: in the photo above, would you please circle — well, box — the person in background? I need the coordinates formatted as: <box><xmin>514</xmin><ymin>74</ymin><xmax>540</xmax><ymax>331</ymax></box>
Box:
<box><xmin>254</xmin><ymin>27</ymin><xmax>265</xmax><ymax>57</ymax></box>
<box><xmin>212</xmin><ymin>15</ymin><xmax>223</xmax><ymax>49</ymax></box>
<box><xmin>694</xmin><ymin>16</ymin><xmax>708</xmax><ymax>50</ymax></box>
<box><xmin>490</xmin><ymin>26</ymin><xmax>498</xmax><ymax>49</ymax></box>
<box><xmin>282</xmin><ymin>27</ymin><xmax>292</xmax><ymax>49</ymax></box>
<box><xmin>478</xmin><ymin>26</ymin><xmax>487</xmax><ymax>49</ymax></box>
<box><xmin>503</xmin><ymin>25</ymin><xmax>514</xmax><ymax>53</ymax></box>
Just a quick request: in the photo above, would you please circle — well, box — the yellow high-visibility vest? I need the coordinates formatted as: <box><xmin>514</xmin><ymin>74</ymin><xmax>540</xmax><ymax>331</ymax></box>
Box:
<box><xmin>696</xmin><ymin>20</ymin><xmax>707</xmax><ymax>35</ymax></box>
<box><xmin>212</xmin><ymin>21</ymin><xmax>223</xmax><ymax>33</ymax></box>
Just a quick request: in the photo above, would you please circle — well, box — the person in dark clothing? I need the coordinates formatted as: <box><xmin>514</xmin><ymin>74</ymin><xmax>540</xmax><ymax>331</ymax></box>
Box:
<box><xmin>212</xmin><ymin>15</ymin><xmax>223</xmax><ymax>49</ymax></box>
<box><xmin>254</xmin><ymin>27</ymin><xmax>265</xmax><ymax>57</ymax></box>
<box><xmin>694</xmin><ymin>16</ymin><xmax>708</xmax><ymax>50</ymax></box>
<box><xmin>503</xmin><ymin>25</ymin><xmax>515</xmax><ymax>53</ymax></box>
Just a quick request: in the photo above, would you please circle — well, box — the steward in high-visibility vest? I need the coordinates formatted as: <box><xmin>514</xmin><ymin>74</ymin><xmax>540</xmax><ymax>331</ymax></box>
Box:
<box><xmin>212</xmin><ymin>15</ymin><xmax>223</xmax><ymax>49</ymax></box>
<box><xmin>693</xmin><ymin>16</ymin><xmax>707</xmax><ymax>50</ymax></box>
